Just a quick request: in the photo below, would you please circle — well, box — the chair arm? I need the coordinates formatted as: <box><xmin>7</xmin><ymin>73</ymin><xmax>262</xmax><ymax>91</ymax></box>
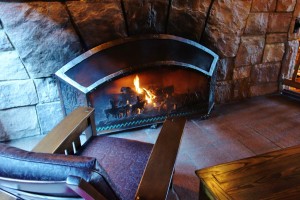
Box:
<box><xmin>32</xmin><ymin>107</ymin><xmax>96</xmax><ymax>154</ymax></box>
<box><xmin>135</xmin><ymin>117</ymin><xmax>186</xmax><ymax>200</ymax></box>
<box><xmin>67</xmin><ymin>176</ymin><xmax>107</xmax><ymax>200</ymax></box>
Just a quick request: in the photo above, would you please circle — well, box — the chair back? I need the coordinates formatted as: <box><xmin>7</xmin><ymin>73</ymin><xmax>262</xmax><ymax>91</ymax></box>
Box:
<box><xmin>0</xmin><ymin>143</ymin><xmax>118</xmax><ymax>200</ymax></box>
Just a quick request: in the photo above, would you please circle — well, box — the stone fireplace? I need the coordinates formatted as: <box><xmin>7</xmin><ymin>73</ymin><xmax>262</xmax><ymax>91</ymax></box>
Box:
<box><xmin>0</xmin><ymin>0</ymin><xmax>299</xmax><ymax>140</ymax></box>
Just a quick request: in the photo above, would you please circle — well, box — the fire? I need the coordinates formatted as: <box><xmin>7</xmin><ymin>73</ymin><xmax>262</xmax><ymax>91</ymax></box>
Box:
<box><xmin>134</xmin><ymin>75</ymin><xmax>156</xmax><ymax>104</ymax></box>
<box><xmin>134</xmin><ymin>75</ymin><xmax>143</xmax><ymax>94</ymax></box>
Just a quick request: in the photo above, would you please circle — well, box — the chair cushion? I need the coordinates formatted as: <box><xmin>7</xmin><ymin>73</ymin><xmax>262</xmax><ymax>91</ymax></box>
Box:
<box><xmin>77</xmin><ymin>136</ymin><xmax>153</xmax><ymax>200</ymax></box>
<box><xmin>0</xmin><ymin>143</ymin><xmax>118</xmax><ymax>199</ymax></box>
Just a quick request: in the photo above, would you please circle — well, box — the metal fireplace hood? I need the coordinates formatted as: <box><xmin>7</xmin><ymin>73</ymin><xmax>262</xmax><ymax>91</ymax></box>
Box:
<box><xmin>56</xmin><ymin>34</ymin><xmax>219</xmax><ymax>134</ymax></box>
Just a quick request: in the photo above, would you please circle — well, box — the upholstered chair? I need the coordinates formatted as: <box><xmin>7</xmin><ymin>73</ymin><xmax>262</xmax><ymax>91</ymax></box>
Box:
<box><xmin>0</xmin><ymin>107</ymin><xmax>186</xmax><ymax>200</ymax></box>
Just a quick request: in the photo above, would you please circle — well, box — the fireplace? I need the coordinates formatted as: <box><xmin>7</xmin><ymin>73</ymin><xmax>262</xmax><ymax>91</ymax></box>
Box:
<box><xmin>56</xmin><ymin>34</ymin><xmax>218</xmax><ymax>134</ymax></box>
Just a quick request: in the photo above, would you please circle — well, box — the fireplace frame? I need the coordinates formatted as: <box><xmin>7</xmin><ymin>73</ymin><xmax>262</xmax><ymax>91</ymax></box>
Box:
<box><xmin>55</xmin><ymin>34</ymin><xmax>218</xmax><ymax>134</ymax></box>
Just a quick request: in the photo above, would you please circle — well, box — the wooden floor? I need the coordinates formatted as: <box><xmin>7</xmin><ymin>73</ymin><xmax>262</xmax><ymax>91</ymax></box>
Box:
<box><xmin>3</xmin><ymin>94</ymin><xmax>300</xmax><ymax>200</ymax></box>
<box><xmin>102</xmin><ymin>94</ymin><xmax>299</xmax><ymax>199</ymax></box>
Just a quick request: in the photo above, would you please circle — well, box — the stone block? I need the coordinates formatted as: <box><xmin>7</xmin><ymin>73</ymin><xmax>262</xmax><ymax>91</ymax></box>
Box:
<box><xmin>251</xmin><ymin>0</ymin><xmax>276</xmax><ymax>12</ymax></box>
<box><xmin>233</xmin><ymin>78</ymin><xmax>250</xmax><ymax>100</ymax></box>
<box><xmin>0</xmin><ymin>106</ymin><xmax>40</xmax><ymax>141</ymax></box>
<box><xmin>276</xmin><ymin>0</ymin><xmax>297</xmax><ymax>12</ymax></box>
<box><xmin>201</xmin><ymin>0</ymin><xmax>251</xmax><ymax>57</ymax></box>
<box><xmin>244</xmin><ymin>13</ymin><xmax>269</xmax><ymax>35</ymax></box>
<box><xmin>250</xmin><ymin>82</ymin><xmax>278</xmax><ymax>97</ymax></box>
<box><xmin>281</xmin><ymin>40</ymin><xmax>299</xmax><ymax>79</ymax></box>
<box><xmin>235</xmin><ymin>36</ymin><xmax>265</xmax><ymax>67</ymax></box>
<box><xmin>36</xmin><ymin>102</ymin><xmax>63</xmax><ymax>135</ymax></box>
<box><xmin>215</xmin><ymin>81</ymin><xmax>233</xmax><ymax>104</ymax></box>
<box><xmin>0</xmin><ymin>51</ymin><xmax>28</xmax><ymax>81</ymax></box>
<box><xmin>262</xmin><ymin>43</ymin><xmax>285</xmax><ymax>63</ymax></box>
<box><xmin>168</xmin><ymin>0</ymin><xmax>212</xmax><ymax>41</ymax></box>
<box><xmin>0</xmin><ymin>80</ymin><xmax>38</xmax><ymax>110</ymax></box>
<box><xmin>34</xmin><ymin>77</ymin><xmax>60</xmax><ymax>103</ymax></box>
<box><xmin>0</xmin><ymin>30</ymin><xmax>13</xmax><ymax>51</ymax></box>
<box><xmin>251</xmin><ymin>62</ymin><xmax>281</xmax><ymax>83</ymax></box>
<box><xmin>294</xmin><ymin>1</ymin><xmax>300</xmax><ymax>16</ymax></box>
<box><xmin>266</xmin><ymin>33</ymin><xmax>287</xmax><ymax>44</ymax></box>
<box><xmin>216</xmin><ymin>58</ymin><xmax>234</xmax><ymax>81</ymax></box>
<box><xmin>0</xmin><ymin>2</ymin><xmax>83</xmax><ymax>78</ymax></box>
<box><xmin>233</xmin><ymin>66</ymin><xmax>251</xmax><ymax>80</ymax></box>
<box><xmin>267</xmin><ymin>13</ymin><xmax>292</xmax><ymax>33</ymax></box>
<box><xmin>66</xmin><ymin>1</ymin><xmax>127</xmax><ymax>49</ymax></box>
<box><xmin>123</xmin><ymin>0</ymin><xmax>169</xmax><ymax>35</ymax></box>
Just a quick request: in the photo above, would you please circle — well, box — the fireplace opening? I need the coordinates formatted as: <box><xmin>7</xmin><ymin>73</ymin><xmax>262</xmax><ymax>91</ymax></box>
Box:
<box><xmin>56</xmin><ymin>34</ymin><xmax>218</xmax><ymax>134</ymax></box>
<box><xmin>90</xmin><ymin>66</ymin><xmax>209</xmax><ymax>132</ymax></box>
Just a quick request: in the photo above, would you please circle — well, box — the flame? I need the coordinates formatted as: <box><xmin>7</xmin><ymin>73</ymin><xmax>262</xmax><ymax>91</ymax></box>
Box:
<box><xmin>133</xmin><ymin>75</ymin><xmax>156</xmax><ymax>104</ymax></box>
<box><xmin>143</xmin><ymin>88</ymin><xmax>156</xmax><ymax>103</ymax></box>
<box><xmin>134</xmin><ymin>75</ymin><xmax>143</xmax><ymax>94</ymax></box>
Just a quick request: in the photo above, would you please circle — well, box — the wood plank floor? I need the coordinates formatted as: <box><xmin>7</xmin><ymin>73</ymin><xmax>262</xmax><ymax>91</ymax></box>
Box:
<box><xmin>3</xmin><ymin>94</ymin><xmax>300</xmax><ymax>200</ymax></box>
<box><xmin>113</xmin><ymin>94</ymin><xmax>300</xmax><ymax>200</ymax></box>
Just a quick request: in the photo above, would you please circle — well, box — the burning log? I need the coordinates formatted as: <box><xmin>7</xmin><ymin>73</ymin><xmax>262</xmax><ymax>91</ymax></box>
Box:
<box><xmin>131</xmin><ymin>96</ymin><xmax>146</xmax><ymax>115</ymax></box>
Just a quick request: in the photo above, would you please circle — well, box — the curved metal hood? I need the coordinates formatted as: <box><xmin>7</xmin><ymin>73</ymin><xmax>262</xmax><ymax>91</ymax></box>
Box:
<box><xmin>56</xmin><ymin>34</ymin><xmax>219</xmax><ymax>94</ymax></box>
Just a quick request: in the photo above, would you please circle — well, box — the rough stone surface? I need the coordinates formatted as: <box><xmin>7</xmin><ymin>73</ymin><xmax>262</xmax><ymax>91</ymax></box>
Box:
<box><xmin>233</xmin><ymin>78</ymin><xmax>250</xmax><ymax>100</ymax></box>
<box><xmin>202</xmin><ymin>0</ymin><xmax>252</xmax><ymax>57</ymax></box>
<box><xmin>262</xmin><ymin>43</ymin><xmax>285</xmax><ymax>63</ymax></box>
<box><xmin>281</xmin><ymin>40</ymin><xmax>299</xmax><ymax>79</ymax></box>
<box><xmin>235</xmin><ymin>36</ymin><xmax>265</xmax><ymax>67</ymax></box>
<box><xmin>276</xmin><ymin>0</ymin><xmax>297</xmax><ymax>12</ymax></box>
<box><xmin>215</xmin><ymin>81</ymin><xmax>233</xmax><ymax>104</ymax></box>
<box><xmin>266</xmin><ymin>33</ymin><xmax>288</xmax><ymax>44</ymax></box>
<box><xmin>67</xmin><ymin>1</ymin><xmax>127</xmax><ymax>49</ymax></box>
<box><xmin>244</xmin><ymin>13</ymin><xmax>269</xmax><ymax>35</ymax></box>
<box><xmin>289</xmin><ymin>16</ymin><xmax>300</xmax><ymax>40</ymax></box>
<box><xmin>251</xmin><ymin>0</ymin><xmax>276</xmax><ymax>12</ymax></box>
<box><xmin>34</xmin><ymin>77</ymin><xmax>60</xmax><ymax>103</ymax></box>
<box><xmin>250</xmin><ymin>82</ymin><xmax>278</xmax><ymax>97</ymax></box>
<box><xmin>0</xmin><ymin>51</ymin><xmax>28</xmax><ymax>81</ymax></box>
<box><xmin>216</xmin><ymin>58</ymin><xmax>234</xmax><ymax>81</ymax></box>
<box><xmin>0</xmin><ymin>2</ymin><xmax>83</xmax><ymax>78</ymax></box>
<box><xmin>168</xmin><ymin>0</ymin><xmax>212</xmax><ymax>41</ymax></box>
<box><xmin>251</xmin><ymin>62</ymin><xmax>281</xmax><ymax>84</ymax></box>
<box><xmin>233</xmin><ymin>66</ymin><xmax>251</xmax><ymax>80</ymax></box>
<box><xmin>294</xmin><ymin>0</ymin><xmax>300</xmax><ymax>16</ymax></box>
<box><xmin>0</xmin><ymin>106</ymin><xmax>40</xmax><ymax>141</ymax></box>
<box><xmin>0</xmin><ymin>30</ymin><xmax>13</xmax><ymax>51</ymax></box>
<box><xmin>267</xmin><ymin>13</ymin><xmax>293</xmax><ymax>33</ymax></box>
<box><xmin>36</xmin><ymin>102</ymin><xmax>63</xmax><ymax>135</ymax></box>
<box><xmin>123</xmin><ymin>0</ymin><xmax>169</xmax><ymax>35</ymax></box>
<box><xmin>0</xmin><ymin>80</ymin><xmax>38</xmax><ymax>110</ymax></box>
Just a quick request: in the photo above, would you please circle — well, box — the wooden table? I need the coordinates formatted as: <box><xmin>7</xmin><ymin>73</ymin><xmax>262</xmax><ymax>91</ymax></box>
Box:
<box><xmin>196</xmin><ymin>145</ymin><xmax>300</xmax><ymax>200</ymax></box>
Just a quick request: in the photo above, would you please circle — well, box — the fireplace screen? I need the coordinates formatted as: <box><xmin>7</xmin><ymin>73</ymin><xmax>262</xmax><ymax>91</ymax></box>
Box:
<box><xmin>56</xmin><ymin>35</ymin><xmax>218</xmax><ymax>134</ymax></box>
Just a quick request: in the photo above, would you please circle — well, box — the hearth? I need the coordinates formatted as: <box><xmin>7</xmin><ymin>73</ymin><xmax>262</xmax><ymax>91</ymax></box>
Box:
<box><xmin>56</xmin><ymin>35</ymin><xmax>218</xmax><ymax>134</ymax></box>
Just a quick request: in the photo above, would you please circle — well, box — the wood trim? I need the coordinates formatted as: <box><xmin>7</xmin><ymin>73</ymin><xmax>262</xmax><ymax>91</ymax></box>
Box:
<box><xmin>135</xmin><ymin>117</ymin><xmax>186</xmax><ymax>200</ymax></box>
<box><xmin>32</xmin><ymin>107</ymin><xmax>95</xmax><ymax>154</ymax></box>
<box><xmin>67</xmin><ymin>176</ymin><xmax>107</xmax><ymax>200</ymax></box>
<box><xmin>283</xmin><ymin>79</ymin><xmax>300</xmax><ymax>89</ymax></box>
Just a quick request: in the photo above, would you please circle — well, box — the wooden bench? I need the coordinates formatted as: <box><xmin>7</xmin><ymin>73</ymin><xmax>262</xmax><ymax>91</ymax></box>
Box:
<box><xmin>196</xmin><ymin>145</ymin><xmax>300</xmax><ymax>200</ymax></box>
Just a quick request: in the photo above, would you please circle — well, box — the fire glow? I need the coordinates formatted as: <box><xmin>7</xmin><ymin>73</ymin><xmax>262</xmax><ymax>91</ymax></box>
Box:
<box><xmin>133</xmin><ymin>75</ymin><xmax>156</xmax><ymax>104</ymax></box>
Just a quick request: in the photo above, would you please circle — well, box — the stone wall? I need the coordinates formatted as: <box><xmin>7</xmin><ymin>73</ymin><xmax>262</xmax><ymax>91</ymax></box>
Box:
<box><xmin>0</xmin><ymin>0</ymin><xmax>299</xmax><ymax>141</ymax></box>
